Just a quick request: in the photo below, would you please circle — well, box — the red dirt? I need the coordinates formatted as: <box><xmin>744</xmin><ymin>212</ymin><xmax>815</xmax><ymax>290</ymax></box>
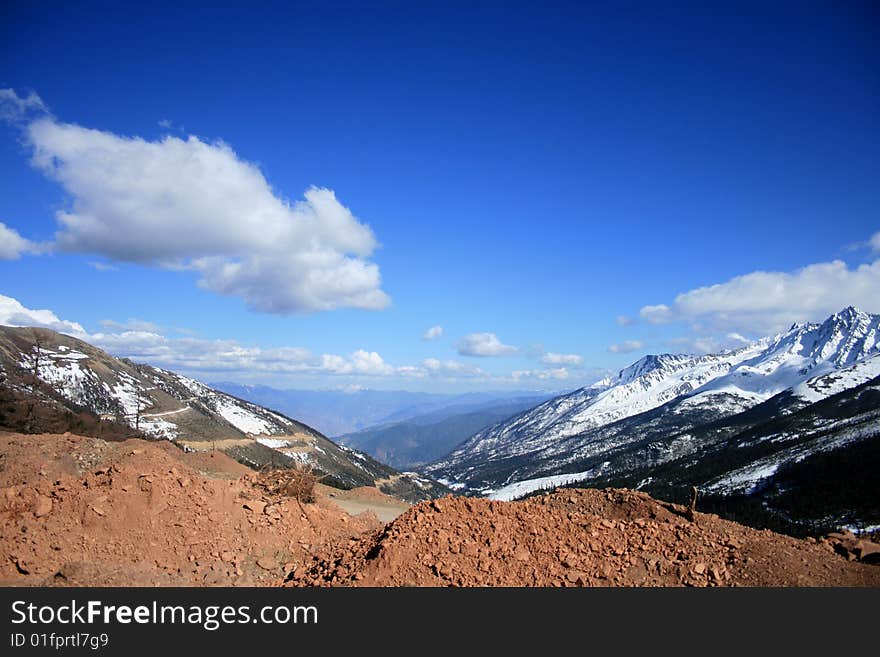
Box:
<box><xmin>289</xmin><ymin>490</ymin><xmax>880</xmax><ymax>587</ymax></box>
<box><xmin>3</xmin><ymin>432</ymin><xmax>877</xmax><ymax>587</ymax></box>
<box><xmin>0</xmin><ymin>432</ymin><xmax>383</xmax><ymax>586</ymax></box>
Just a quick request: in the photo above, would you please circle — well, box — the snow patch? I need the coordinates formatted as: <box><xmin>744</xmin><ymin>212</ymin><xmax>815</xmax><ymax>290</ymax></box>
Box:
<box><xmin>487</xmin><ymin>468</ymin><xmax>603</xmax><ymax>502</ymax></box>
<box><xmin>256</xmin><ymin>437</ymin><xmax>292</xmax><ymax>449</ymax></box>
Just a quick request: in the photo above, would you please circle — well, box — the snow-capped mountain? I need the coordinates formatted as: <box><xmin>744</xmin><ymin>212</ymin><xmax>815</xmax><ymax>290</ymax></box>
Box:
<box><xmin>0</xmin><ymin>326</ymin><xmax>446</xmax><ymax>502</ymax></box>
<box><xmin>424</xmin><ymin>307</ymin><xmax>880</xmax><ymax>502</ymax></box>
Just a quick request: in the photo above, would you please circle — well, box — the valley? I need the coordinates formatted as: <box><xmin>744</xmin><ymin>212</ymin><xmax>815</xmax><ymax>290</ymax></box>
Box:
<box><xmin>1</xmin><ymin>307</ymin><xmax>878</xmax><ymax>587</ymax></box>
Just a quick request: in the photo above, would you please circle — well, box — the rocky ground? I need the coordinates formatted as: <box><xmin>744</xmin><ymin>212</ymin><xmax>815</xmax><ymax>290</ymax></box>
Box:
<box><xmin>2</xmin><ymin>432</ymin><xmax>877</xmax><ymax>587</ymax></box>
<box><xmin>290</xmin><ymin>490</ymin><xmax>880</xmax><ymax>587</ymax></box>
<box><xmin>0</xmin><ymin>432</ymin><xmax>384</xmax><ymax>586</ymax></box>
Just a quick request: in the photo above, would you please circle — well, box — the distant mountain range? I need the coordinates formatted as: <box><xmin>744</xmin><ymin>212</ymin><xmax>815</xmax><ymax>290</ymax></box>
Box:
<box><xmin>211</xmin><ymin>383</ymin><xmax>550</xmax><ymax>437</ymax></box>
<box><xmin>0</xmin><ymin>326</ymin><xmax>446</xmax><ymax>502</ymax></box>
<box><xmin>423</xmin><ymin>307</ymin><xmax>880</xmax><ymax>534</ymax></box>
<box><xmin>336</xmin><ymin>395</ymin><xmax>551</xmax><ymax>470</ymax></box>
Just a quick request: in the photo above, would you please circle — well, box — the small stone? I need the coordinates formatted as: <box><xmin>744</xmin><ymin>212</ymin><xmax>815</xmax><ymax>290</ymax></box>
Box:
<box><xmin>91</xmin><ymin>506</ymin><xmax>106</xmax><ymax>516</ymax></box>
<box><xmin>243</xmin><ymin>500</ymin><xmax>267</xmax><ymax>515</ymax></box>
<box><xmin>33</xmin><ymin>496</ymin><xmax>53</xmax><ymax>518</ymax></box>
<box><xmin>566</xmin><ymin>570</ymin><xmax>588</xmax><ymax>585</ymax></box>
<box><xmin>693</xmin><ymin>562</ymin><xmax>706</xmax><ymax>575</ymax></box>
<box><xmin>514</xmin><ymin>548</ymin><xmax>531</xmax><ymax>562</ymax></box>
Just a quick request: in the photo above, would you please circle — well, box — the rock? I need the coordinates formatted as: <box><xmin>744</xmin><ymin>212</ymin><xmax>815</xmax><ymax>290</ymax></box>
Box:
<box><xmin>257</xmin><ymin>556</ymin><xmax>278</xmax><ymax>571</ymax></box>
<box><xmin>566</xmin><ymin>570</ymin><xmax>588</xmax><ymax>585</ymax></box>
<box><xmin>33</xmin><ymin>496</ymin><xmax>52</xmax><ymax>518</ymax></box>
<box><xmin>827</xmin><ymin>530</ymin><xmax>856</xmax><ymax>541</ymax></box>
<box><xmin>855</xmin><ymin>540</ymin><xmax>880</xmax><ymax>564</ymax></box>
<box><xmin>243</xmin><ymin>500</ymin><xmax>266</xmax><ymax>515</ymax></box>
<box><xmin>91</xmin><ymin>506</ymin><xmax>106</xmax><ymax>517</ymax></box>
<box><xmin>693</xmin><ymin>562</ymin><xmax>706</xmax><ymax>575</ymax></box>
<box><xmin>514</xmin><ymin>548</ymin><xmax>531</xmax><ymax>562</ymax></box>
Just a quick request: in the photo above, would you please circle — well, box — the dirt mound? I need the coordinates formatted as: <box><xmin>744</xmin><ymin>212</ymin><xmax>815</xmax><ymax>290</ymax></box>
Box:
<box><xmin>5</xmin><ymin>432</ymin><xmax>877</xmax><ymax>587</ymax></box>
<box><xmin>289</xmin><ymin>489</ymin><xmax>880</xmax><ymax>587</ymax></box>
<box><xmin>0</xmin><ymin>432</ymin><xmax>383</xmax><ymax>586</ymax></box>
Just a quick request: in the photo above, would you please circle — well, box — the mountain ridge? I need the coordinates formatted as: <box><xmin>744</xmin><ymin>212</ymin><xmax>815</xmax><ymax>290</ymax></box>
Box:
<box><xmin>422</xmin><ymin>306</ymin><xmax>880</xmax><ymax>531</ymax></box>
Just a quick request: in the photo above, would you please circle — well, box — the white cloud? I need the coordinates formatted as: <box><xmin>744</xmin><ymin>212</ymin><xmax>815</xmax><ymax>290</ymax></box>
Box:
<box><xmin>870</xmin><ymin>231</ymin><xmax>880</xmax><ymax>253</ymax></box>
<box><xmin>511</xmin><ymin>367</ymin><xmax>570</xmax><ymax>381</ymax></box>
<box><xmin>0</xmin><ymin>88</ymin><xmax>48</xmax><ymax>123</ymax></box>
<box><xmin>456</xmin><ymin>332</ymin><xmax>517</xmax><ymax>357</ymax></box>
<box><xmin>639</xmin><ymin>257</ymin><xmax>880</xmax><ymax>335</ymax></box>
<box><xmin>639</xmin><ymin>304</ymin><xmax>673</xmax><ymax>324</ymax></box>
<box><xmin>540</xmin><ymin>352</ymin><xmax>583</xmax><ymax>367</ymax></box>
<box><xmin>0</xmin><ymin>293</ymin><xmax>493</xmax><ymax>382</ymax></box>
<box><xmin>616</xmin><ymin>315</ymin><xmax>638</xmax><ymax>327</ymax></box>
<box><xmin>158</xmin><ymin>119</ymin><xmax>173</xmax><ymax>129</ymax></box>
<box><xmin>0</xmin><ymin>294</ymin><xmax>87</xmax><ymax>336</ymax></box>
<box><xmin>422</xmin><ymin>325</ymin><xmax>443</xmax><ymax>340</ymax></box>
<box><xmin>608</xmin><ymin>340</ymin><xmax>644</xmax><ymax>354</ymax></box>
<box><xmin>0</xmin><ymin>222</ymin><xmax>40</xmax><ymax>260</ymax></box>
<box><xmin>0</xmin><ymin>293</ymin><xmax>580</xmax><ymax>387</ymax></box>
<box><xmin>665</xmin><ymin>334</ymin><xmax>750</xmax><ymax>355</ymax></box>
<box><xmin>3</xmin><ymin>88</ymin><xmax>390</xmax><ymax>314</ymax></box>
<box><xmin>422</xmin><ymin>358</ymin><xmax>486</xmax><ymax>377</ymax></box>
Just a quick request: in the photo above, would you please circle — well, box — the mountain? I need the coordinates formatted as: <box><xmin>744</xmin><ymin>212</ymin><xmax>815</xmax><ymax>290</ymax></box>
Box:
<box><xmin>0</xmin><ymin>326</ymin><xmax>447</xmax><ymax>502</ymax></box>
<box><xmin>423</xmin><ymin>307</ymin><xmax>880</xmax><ymax>532</ymax></box>
<box><xmin>336</xmin><ymin>395</ymin><xmax>549</xmax><ymax>470</ymax></box>
<box><xmin>211</xmin><ymin>383</ymin><xmax>547</xmax><ymax>436</ymax></box>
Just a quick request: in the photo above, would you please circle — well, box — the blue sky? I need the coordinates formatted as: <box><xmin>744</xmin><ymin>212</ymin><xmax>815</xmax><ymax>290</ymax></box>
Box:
<box><xmin>1</xmin><ymin>1</ymin><xmax>878</xmax><ymax>392</ymax></box>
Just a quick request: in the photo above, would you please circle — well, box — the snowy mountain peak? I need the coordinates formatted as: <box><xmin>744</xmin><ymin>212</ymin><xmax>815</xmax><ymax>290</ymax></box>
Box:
<box><xmin>616</xmin><ymin>353</ymin><xmax>688</xmax><ymax>385</ymax></box>
<box><xmin>425</xmin><ymin>307</ymin><xmax>880</xmax><ymax>493</ymax></box>
<box><xmin>762</xmin><ymin>306</ymin><xmax>879</xmax><ymax>371</ymax></box>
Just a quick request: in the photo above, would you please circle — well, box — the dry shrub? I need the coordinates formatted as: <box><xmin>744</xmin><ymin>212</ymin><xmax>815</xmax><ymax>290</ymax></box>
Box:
<box><xmin>257</xmin><ymin>463</ymin><xmax>322</xmax><ymax>504</ymax></box>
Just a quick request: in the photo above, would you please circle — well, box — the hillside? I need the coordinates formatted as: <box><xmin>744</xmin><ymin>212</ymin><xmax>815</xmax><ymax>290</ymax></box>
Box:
<box><xmin>0</xmin><ymin>326</ymin><xmax>446</xmax><ymax>503</ymax></box>
<box><xmin>0</xmin><ymin>432</ymin><xmax>388</xmax><ymax>585</ymax></box>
